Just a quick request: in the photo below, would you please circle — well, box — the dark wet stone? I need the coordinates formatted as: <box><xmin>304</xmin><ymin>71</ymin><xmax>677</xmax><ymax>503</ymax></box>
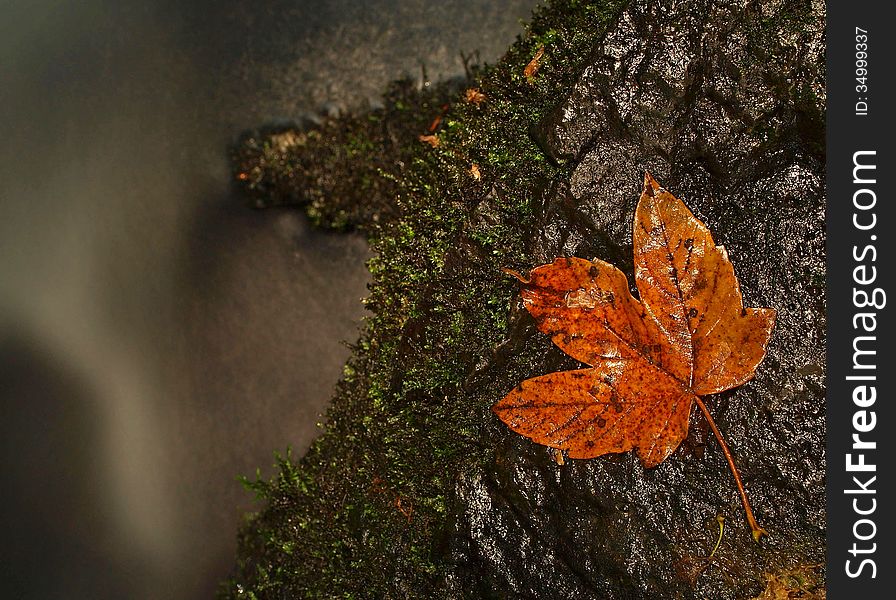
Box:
<box><xmin>448</xmin><ymin>1</ymin><xmax>824</xmax><ymax>599</ymax></box>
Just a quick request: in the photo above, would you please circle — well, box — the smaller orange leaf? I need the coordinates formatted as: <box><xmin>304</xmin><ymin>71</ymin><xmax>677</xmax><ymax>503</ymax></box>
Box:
<box><xmin>418</xmin><ymin>134</ymin><xmax>440</xmax><ymax>148</ymax></box>
<box><xmin>464</xmin><ymin>88</ymin><xmax>487</xmax><ymax>105</ymax></box>
<box><xmin>523</xmin><ymin>46</ymin><xmax>545</xmax><ymax>80</ymax></box>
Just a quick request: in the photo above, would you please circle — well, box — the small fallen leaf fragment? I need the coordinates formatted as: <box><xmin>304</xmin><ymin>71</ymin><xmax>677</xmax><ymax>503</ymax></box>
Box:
<box><xmin>394</xmin><ymin>496</ymin><xmax>413</xmax><ymax>523</ymax></box>
<box><xmin>524</xmin><ymin>46</ymin><xmax>545</xmax><ymax>80</ymax></box>
<box><xmin>464</xmin><ymin>88</ymin><xmax>487</xmax><ymax>105</ymax></box>
<box><xmin>549</xmin><ymin>448</ymin><xmax>566</xmax><ymax>465</ymax></box>
<box><xmin>494</xmin><ymin>173</ymin><xmax>775</xmax><ymax>540</ymax></box>
<box><xmin>428</xmin><ymin>103</ymin><xmax>450</xmax><ymax>132</ymax></box>
<box><xmin>418</xmin><ymin>134</ymin><xmax>440</xmax><ymax>148</ymax></box>
<box><xmin>754</xmin><ymin>564</ymin><xmax>825</xmax><ymax>600</ymax></box>
<box><xmin>470</xmin><ymin>163</ymin><xmax>481</xmax><ymax>180</ymax></box>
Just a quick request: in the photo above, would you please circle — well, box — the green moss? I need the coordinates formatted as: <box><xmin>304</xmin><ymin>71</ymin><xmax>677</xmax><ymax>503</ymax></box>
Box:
<box><xmin>223</xmin><ymin>3</ymin><xmax>630</xmax><ymax>597</ymax></box>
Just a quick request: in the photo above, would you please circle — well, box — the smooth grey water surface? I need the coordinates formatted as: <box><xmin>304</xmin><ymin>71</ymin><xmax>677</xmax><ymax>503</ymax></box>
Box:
<box><xmin>0</xmin><ymin>1</ymin><xmax>535</xmax><ymax>597</ymax></box>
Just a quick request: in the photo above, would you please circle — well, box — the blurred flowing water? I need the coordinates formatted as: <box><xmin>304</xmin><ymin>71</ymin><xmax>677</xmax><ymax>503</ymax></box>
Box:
<box><xmin>0</xmin><ymin>1</ymin><xmax>534</xmax><ymax>597</ymax></box>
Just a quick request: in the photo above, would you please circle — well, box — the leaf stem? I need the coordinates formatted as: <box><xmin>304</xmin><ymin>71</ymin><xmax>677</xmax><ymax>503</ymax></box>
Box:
<box><xmin>693</xmin><ymin>397</ymin><xmax>767</xmax><ymax>542</ymax></box>
<box><xmin>501</xmin><ymin>267</ymin><xmax>530</xmax><ymax>283</ymax></box>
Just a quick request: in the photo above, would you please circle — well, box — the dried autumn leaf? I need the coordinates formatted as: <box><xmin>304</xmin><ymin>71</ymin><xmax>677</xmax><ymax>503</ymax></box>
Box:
<box><xmin>494</xmin><ymin>173</ymin><xmax>775</xmax><ymax>540</ymax></box>
<box><xmin>418</xmin><ymin>134</ymin><xmax>440</xmax><ymax>148</ymax></box>
<box><xmin>523</xmin><ymin>45</ymin><xmax>545</xmax><ymax>80</ymax></box>
<box><xmin>464</xmin><ymin>88</ymin><xmax>487</xmax><ymax>105</ymax></box>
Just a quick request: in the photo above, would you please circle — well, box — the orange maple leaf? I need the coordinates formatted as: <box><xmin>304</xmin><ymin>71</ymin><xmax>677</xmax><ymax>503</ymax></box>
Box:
<box><xmin>494</xmin><ymin>173</ymin><xmax>775</xmax><ymax>540</ymax></box>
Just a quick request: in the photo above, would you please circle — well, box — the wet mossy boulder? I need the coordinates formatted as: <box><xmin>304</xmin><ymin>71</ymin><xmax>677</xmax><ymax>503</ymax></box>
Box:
<box><xmin>225</xmin><ymin>1</ymin><xmax>825</xmax><ymax>598</ymax></box>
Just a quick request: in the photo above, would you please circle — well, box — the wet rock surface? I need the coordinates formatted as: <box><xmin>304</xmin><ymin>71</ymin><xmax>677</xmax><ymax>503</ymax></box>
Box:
<box><xmin>226</xmin><ymin>1</ymin><xmax>824</xmax><ymax>597</ymax></box>
<box><xmin>449</xmin><ymin>2</ymin><xmax>824</xmax><ymax>598</ymax></box>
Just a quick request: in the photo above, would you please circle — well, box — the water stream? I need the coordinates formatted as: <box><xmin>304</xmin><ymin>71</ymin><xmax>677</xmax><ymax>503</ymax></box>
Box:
<box><xmin>0</xmin><ymin>1</ymin><xmax>534</xmax><ymax>597</ymax></box>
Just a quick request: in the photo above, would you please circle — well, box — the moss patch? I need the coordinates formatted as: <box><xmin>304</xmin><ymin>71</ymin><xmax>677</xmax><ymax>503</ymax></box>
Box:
<box><xmin>224</xmin><ymin>2</ymin><xmax>630</xmax><ymax>597</ymax></box>
<box><xmin>222</xmin><ymin>0</ymin><xmax>824</xmax><ymax>596</ymax></box>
